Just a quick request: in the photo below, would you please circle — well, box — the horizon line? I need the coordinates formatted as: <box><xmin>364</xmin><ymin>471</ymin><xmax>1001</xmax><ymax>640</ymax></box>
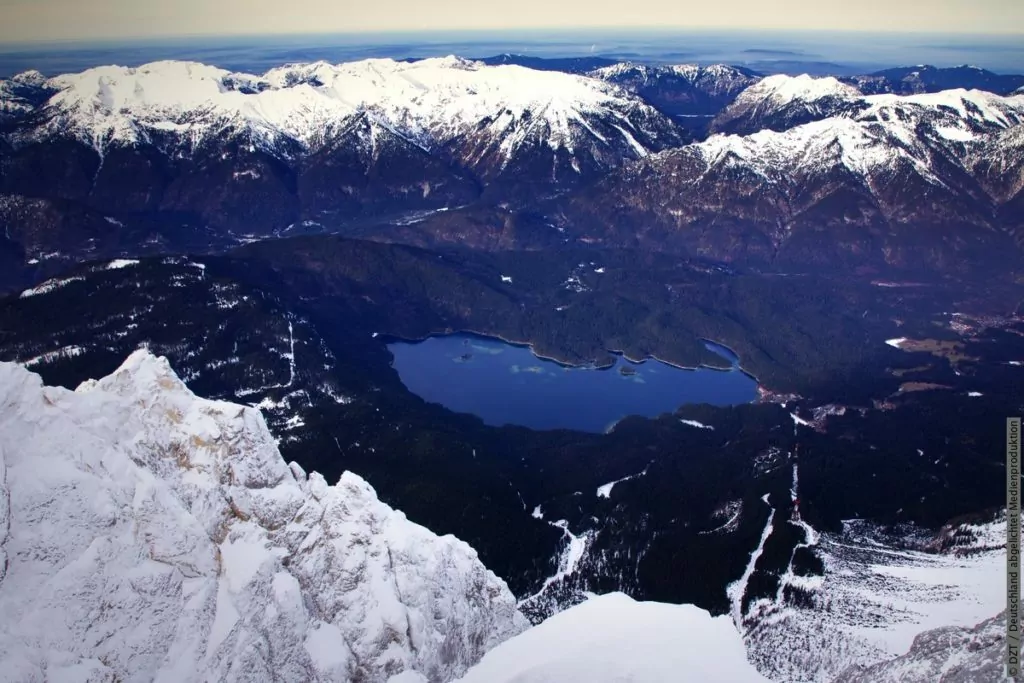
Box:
<box><xmin>3</xmin><ymin>25</ymin><xmax>1024</xmax><ymax>49</ymax></box>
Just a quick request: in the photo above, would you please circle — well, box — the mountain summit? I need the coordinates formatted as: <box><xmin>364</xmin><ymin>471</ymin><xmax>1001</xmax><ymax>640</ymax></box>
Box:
<box><xmin>0</xmin><ymin>350</ymin><xmax>528</xmax><ymax>682</ymax></box>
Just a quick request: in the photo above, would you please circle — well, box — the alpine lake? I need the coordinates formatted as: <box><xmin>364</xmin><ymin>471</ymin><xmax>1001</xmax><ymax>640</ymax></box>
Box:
<box><xmin>387</xmin><ymin>333</ymin><xmax>757</xmax><ymax>433</ymax></box>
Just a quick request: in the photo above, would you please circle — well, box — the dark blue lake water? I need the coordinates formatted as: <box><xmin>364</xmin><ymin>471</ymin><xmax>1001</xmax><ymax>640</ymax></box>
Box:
<box><xmin>3</xmin><ymin>29</ymin><xmax>1023</xmax><ymax>78</ymax></box>
<box><xmin>387</xmin><ymin>333</ymin><xmax>757</xmax><ymax>433</ymax></box>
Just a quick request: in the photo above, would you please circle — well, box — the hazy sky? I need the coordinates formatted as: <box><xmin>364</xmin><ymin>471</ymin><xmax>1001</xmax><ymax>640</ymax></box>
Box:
<box><xmin>1</xmin><ymin>0</ymin><xmax>1022</xmax><ymax>43</ymax></box>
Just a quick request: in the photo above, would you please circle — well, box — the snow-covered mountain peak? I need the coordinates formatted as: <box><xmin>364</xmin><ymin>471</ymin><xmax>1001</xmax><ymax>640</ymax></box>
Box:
<box><xmin>9</xmin><ymin>68</ymin><xmax>47</xmax><ymax>86</ymax></box>
<box><xmin>701</xmin><ymin>63</ymin><xmax>751</xmax><ymax>78</ymax></box>
<box><xmin>50</xmin><ymin>61</ymin><xmax>235</xmax><ymax>113</ymax></box>
<box><xmin>741</xmin><ymin>73</ymin><xmax>862</xmax><ymax>105</ymax></box>
<box><xmin>716</xmin><ymin>73</ymin><xmax>1024</xmax><ymax>138</ymax></box>
<box><xmin>708</xmin><ymin>74</ymin><xmax>865</xmax><ymax>135</ymax></box>
<box><xmin>590</xmin><ymin>61</ymin><xmax>755</xmax><ymax>83</ymax></box>
<box><xmin>427</xmin><ymin>54</ymin><xmax>482</xmax><ymax>70</ymax></box>
<box><xmin>587</xmin><ymin>61</ymin><xmax>643</xmax><ymax>79</ymax></box>
<box><xmin>256</xmin><ymin>56</ymin><xmax>672</xmax><ymax>164</ymax></box>
<box><xmin>37</xmin><ymin>60</ymin><xmax>355</xmax><ymax>150</ymax></box>
<box><xmin>0</xmin><ymin>350</ymin><xmax>527</xmax><ymax>682</ymax></box>
<box><xmin>0</xmin><ymin>68</ymin><xmax>55</xmax><ymax>118</ymax></box>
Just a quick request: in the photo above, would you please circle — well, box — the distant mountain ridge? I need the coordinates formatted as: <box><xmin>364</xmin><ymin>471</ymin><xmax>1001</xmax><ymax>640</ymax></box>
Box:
<box><xmin>558</xmin><ymin>85</ymin><xmax>1024</xmax><ymax>274</ymax></box>
<box><xmin>0</xmin><ymin>56</ymin><xmax>686</xmax><ymax>255</ymax></box>
<box><xmin>3</xmin><ymin>56</ymin><xmax>1024</xmax><ymax>284</ymax></box>
<box><xmin>475</xmin><ymin>54</ymin><xmax>619</xmax><ymax>73</ymax></box>
<box><xmin>467</xmin><ymin>57</ymin><xmax>1024</xmax><ymax>125</ymax></box>
<box><xmin>709</xmin><ymin>72</ymin><xmax>1024</xmax><ymax>135</ymax></box>
<box><xmin>3</xmin><ymin>57</ymin><xmax>684</xmax><ymax>174</ymax></box>
<box><xmin>848</xmin><ymin>64</ymin><xmax>1024</xmax><ymax>96</ymax></box>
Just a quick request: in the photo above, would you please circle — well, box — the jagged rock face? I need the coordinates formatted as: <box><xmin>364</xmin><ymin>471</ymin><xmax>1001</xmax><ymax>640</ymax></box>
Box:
<box><xmin>0</xmin><ymin>351</ymin><xmax>528</xmax><ymax>682</ymax></box>
<box><xmin>0</xmin><ymin>57</ymin><xmax>685</xmax><ymax>243</ymax></box>
<box><xmin>832</xmin><ymin>611</ymin><xmax>1005</xmax><ymax>683</ymax></box>
<box><xmin>557</xmin><ymin>88</ymin><xmax>1024</xmax><ymax>274</ymax></box>
<box><xmin>970</xmin><ymin>124</ymin><xmax>1024</xmax><ymax>203</ymax></box>
<box><xmin>968</xmin><ymin>124</ymin><xmax>1024</xmax><ymax>245</ymax></box>
<box><xmin>589</xmin><ymin>63</ymin><xmax>762</xmax><ymax>121</ymax></box>
<box><xmin>297</xmin><ymin>113</ymin><xmax>479</xmax><ymax>219</ymax></box>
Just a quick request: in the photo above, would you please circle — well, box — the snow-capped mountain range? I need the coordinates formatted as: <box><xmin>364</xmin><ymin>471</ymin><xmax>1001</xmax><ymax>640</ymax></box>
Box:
<box><xmin>560</xmin><ymin>80</ymin><xmax>1024</xmax><ymax>272</ymax></box>
<box><xmin>3</xmin><ymin>59</ymin><xmax>1024</xmax><ymax>276</ymax></box>
<box><xmin>0</xmin><ymin>57</ymin><xmax>690</xmax><ymax>244</ymax></box>
<box><xmin>591</xmin><ymin>63</ymin><xmax>760</xmax><ymax>97</ymax></box>
<box><xmin>3</xmin><ymin>57</ymin><xmax>684</xmax><ymax>181</ymax></box>
<box><xmin>699</xmin><ymin>88</ymin><xmax>1024</xmax><ymax>185</ymax></box>
<box><xmin>2</xmin><ymin>51</ymin><xmax>1022</xmax><ymax>682</ymax></box>
<box><xmin>711</xmin><ymin>73</ymin><xmax>1024</xmax><ymax>136</ymax></box>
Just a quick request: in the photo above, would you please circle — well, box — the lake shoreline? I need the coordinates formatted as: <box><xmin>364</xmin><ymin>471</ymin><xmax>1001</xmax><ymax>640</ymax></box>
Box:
<box><xmin>381</xmin><ymin>328</ymin><xmax>761</xmax><ymax>384</ymax></box>
<box><xmin>385</xmin><ymin>330</ymin><xmax>760</xmax><ymax>432</ymax></box>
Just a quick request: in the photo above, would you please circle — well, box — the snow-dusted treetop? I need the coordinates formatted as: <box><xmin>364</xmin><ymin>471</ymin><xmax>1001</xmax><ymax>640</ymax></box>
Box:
<box><xmin>0</xmin><ymin>351</ymin><xmax>527</xmax><ymax>682</ymax></box>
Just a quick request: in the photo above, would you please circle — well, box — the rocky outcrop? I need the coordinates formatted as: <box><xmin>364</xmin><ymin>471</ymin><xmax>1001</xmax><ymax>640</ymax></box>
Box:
<box><xmin>833</xmin><ymin>611</ymin><xmax>1005</xmax><ymax>683</ymax></box>
<box><xmin>0</xmin><ymin>351</ymin><xmax>528</xmax><ymax>682</ymax></box>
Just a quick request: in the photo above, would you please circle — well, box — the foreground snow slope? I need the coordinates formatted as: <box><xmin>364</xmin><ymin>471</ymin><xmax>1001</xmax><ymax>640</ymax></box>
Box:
<box><xmin>0</xmin><ymin>351</ymin><xmax>527</xmax><ymax>682</ymax></box>
<box><xmin>452</xmin><ymin>592</ymin><xmax>770</xmax><ymax>683</ymax></box>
